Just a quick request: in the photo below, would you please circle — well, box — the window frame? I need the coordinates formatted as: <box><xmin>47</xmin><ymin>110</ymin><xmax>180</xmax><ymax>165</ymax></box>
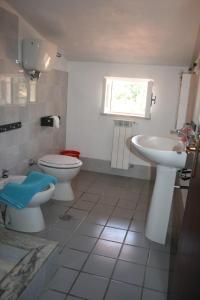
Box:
<box><xmin>102</xmin><ymin>76</ymin><xmax>154</xmax><ymax>119</ymax></box>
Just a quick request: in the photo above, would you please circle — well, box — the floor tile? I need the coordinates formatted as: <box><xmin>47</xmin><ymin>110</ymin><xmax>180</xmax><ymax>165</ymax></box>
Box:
<box><xmin>112</xmin><ymin>207</ymin><xmax>134</xmax><ymax>219</ymax></box>
<box><xmin>42</xmin><ymin>203</ymin><xmax>68</xmax><ymax>226</ymax></box>
<box><xmin>74</xmin><ymin>190</ymin><xmax>83</xmax><ymax>199</ymax></box>
<box><xmin>93</xmin><ymin>204</ymin><xmax>113</xmax><ymax>214</ymax></box>
<box><xmin>103</xmin><ymin>186</ymin><xmax>122</xmax><ymax>197</ymax></box>
<box><xmin>120</xmin><ymin>244</ymin><xmax>148</xmax><ymax>265</ymax></box>
<box><xmin>72</xmin><ymin>183</ymin><xmax>87</xmax><ymax>193</ymax></box>
<box><xmin>144</xmin><ymin>267</ymin><xmax>168</xmax><ymax>292</ymax></box>
<box><xmin>71</xmin><ymin>272</ymin><xmax>109</xmax><ymax>300</ymax></box>
<box><xmin>55</xmin><ymin>218</ymin><xmax>81</xmax><ymax>231</ymax></box>
<box><xmin>66</xmin><ymin>208</ymin><xmax>88</xmax><ymax>219</ymax></box>
<box><xmin>142</xmin><ymin>288</ymin><xmax>167</xmax><ymax>300</ymax></box>
<box><xmin>134</xmin><ymin>210</ymin><xmax>147</xmax><ymax>221</ymax></box>
<box><xmin>99</xmin><ymin>195</ymin><xmax>119</xmax><ymax>206</ymax></box>
<box><xmin>68</xmin><ymin>236</ymin><xmax>97</xmax><ymax>252</ymax></box>
<box><xmin>36</xmin><ymin>172</ymin><xmax>170</xmax><ymax>300</ymax></box>
<box><xmin>119</xmin><ymin>189</ymin><xmax>140</xmax><ymax>200</ymax></box>
<box><xmin>139</xmin><ymin>192</ymin><xmax>150</xmax><ymax>202</ymax></box>
<box><xmin>117</xmin><ymin>198</ymin><xmax>137</xmax><ymax>209</ymax></box>
<box><xmin>93</xmin><ymin>239</ymin><xmax>122</xmax><ymax>258</ymax></box>
<box><xmin>107</xmin><ymin>217</ymin><xmax>130</xmax><ymax>230</ymax></box>
<box><xmin>80</xmin><ymin>192</ymin><xmax>100</xmax><ymax>202</ymax></box>
<box><xmin>87</xmin><ymin>185</ymin><xmax>105</xmax><ymax>194</ymax></box>
<box><xmin>57</xmin><ymin>248</ymin><xmax>88</xmax><ymax>270</ymax></box>
<box><xmin>150</xmin><ymin>241</ymin><xmax>170</xmax><ymax>253</ymax></box>
<box><xmin>66</xmin><ymin>296</ymin><xmax>81</xmax><ymax>300</ymax></box>
<box><xmin>73</xmin><ymin>200</ymin><xmax>95</xmax><ymax>211</ymax></box>
<box><xmin>112</xmin><ymin>260</ymin><xmax>145</xmax><ymax>286</ymax></box>
<box><xmin>83</xmin><ymin>254</ymin><xmax>115</xmax><ymax>277</ymax></box>
<box><xmin>39</xmin><ymin>289</ymin><xmax>66</xmax><ymax>300</ymax></box>
<box><xmin>147</xmin><ymin>249</ymin><xmax>170</xmax><ymax>270</ymax></box>
<box><xmin>100</xmin><ymin>227</ymin><xmax>127</xmax><ymax>243</ymax></box>
<box><xmin>44</xmin><ymin>227</ymin><xmax>72</xmax><ymax>245</ymax></box>
<box><xmin>130</xmin><ymin>220</ymin><xmax>145</xmax><ymax>233</ymax></box>
<box><xmin>63</xmin><ymin>200</ymin><xmax>77</xmax><ymax>208</ymax></box>
<box><xmin>86</xmin><ymin>212</ymin><xmax>110</xmax><ymax>225</ymax></box>
<box><xmin>105</xmin><ymin>280</ymin><xmax>142</xmax><ymax>300</ymax></box>
<box><xmin>136</xmin><ymin>202</ymin><xmax>149</xmax><ymax>212</ymax></box>
<box><xmin>48</xmin><ymin>267</ymin><xmax>78</xmax><ymax>293</ymax></box>
<box><xmin>125</xmin><ymin>231</ymin><xmax>150</xmax><ymax>248</ymax></box>
<box><xmin>75</xmin><ymin>223</ymin><xmax>104</xmax><ymax>238</ymax></box>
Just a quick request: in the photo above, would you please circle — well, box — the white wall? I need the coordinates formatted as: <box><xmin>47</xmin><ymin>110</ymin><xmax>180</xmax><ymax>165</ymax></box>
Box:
<box><xmin>66</xmin><ymin>62</ymin><xmax>185</xmax><ymax>166</ymax></box>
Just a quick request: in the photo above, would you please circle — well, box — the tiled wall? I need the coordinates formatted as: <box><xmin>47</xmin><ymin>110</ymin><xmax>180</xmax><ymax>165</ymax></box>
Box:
<box><xmin>0</xmin><ymin>7</ymin><xmax>67</xmax><ymax>175</ymax></box>
<box><xmin>0</xmin><ymin>67</ymin><xmax>67</xmax><ymax>175</ymax></box>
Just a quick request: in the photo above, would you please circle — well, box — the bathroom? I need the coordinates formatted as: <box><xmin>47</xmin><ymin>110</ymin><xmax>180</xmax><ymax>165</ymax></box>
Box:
<box><xmin>0</xmin><ymin>0</ymin><xmax>200</xmax><ymax>299</ymax></box>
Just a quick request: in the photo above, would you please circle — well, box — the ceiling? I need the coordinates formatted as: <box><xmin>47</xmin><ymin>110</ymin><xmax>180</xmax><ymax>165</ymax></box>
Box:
<box><xmin>7</xmin><ymin>0</ymin><xmax>200</xmax><ymax>66</ymax></box>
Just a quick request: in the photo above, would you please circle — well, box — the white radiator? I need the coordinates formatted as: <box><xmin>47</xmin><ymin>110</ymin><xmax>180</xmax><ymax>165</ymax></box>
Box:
<box><xmin>111</xmin><ymin>120</ymin><xmax>134</xmax><ymax>170</ymax></box>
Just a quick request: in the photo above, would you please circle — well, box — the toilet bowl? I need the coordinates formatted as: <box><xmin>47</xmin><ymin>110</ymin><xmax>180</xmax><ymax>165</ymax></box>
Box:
<box><xmin>0</xmin><ymin>176</ymin><xmax>55</xmax><ymax>233</ymax></box>
<box><xmin>38</xmin><ymin>154</ymin><xmax>82</xmax><ymax>201</ymax></box>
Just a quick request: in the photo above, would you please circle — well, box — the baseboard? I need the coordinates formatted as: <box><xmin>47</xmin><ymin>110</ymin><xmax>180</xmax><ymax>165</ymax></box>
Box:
<box><xmin>80</xmin><ymin>157</ymin><xmax>155</xmax><ymax>180</ymax></box>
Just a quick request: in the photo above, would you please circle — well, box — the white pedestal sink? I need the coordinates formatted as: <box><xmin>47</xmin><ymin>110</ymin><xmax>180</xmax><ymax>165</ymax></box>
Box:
<box><xmin>132</xmin><ymin>135</ymin><xmax>187</xmax><ymax>244</ymax></box>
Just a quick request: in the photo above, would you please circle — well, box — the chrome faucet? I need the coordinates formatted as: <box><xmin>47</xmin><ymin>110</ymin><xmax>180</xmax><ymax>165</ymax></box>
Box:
<box><xmin>175</xmin><ymin>125</ymin><xmax>195</xmax><ymax>146</ymax></box>
<box><xmin>176</xmin><ymin>129</ymin><xmax>185</xmax><ymax>136</ymax></box>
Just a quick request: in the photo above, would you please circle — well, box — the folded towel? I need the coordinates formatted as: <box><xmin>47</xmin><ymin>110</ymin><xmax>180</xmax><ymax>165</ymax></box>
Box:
<box><xmin>0</xmin><ymin>171</ymin><xmax>57</xmax><ymax>209</ymax></box>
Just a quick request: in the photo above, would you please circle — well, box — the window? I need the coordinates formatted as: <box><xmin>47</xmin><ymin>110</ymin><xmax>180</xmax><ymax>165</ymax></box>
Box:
<box><xmin>103</xmin><ymin>76</ymin><xmax>154</xmax><ymax>118</ymax></box>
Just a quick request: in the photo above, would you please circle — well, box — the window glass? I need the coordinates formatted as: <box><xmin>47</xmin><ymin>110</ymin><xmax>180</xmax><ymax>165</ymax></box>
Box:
<box><xmin>103</xmin><ymin>77</ymin><xmax>153</xmax><ymax>118</ymax></box>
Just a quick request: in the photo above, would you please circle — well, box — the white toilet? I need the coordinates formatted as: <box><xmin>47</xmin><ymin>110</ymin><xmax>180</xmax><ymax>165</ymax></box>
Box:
<box><xmin>0</xmin><ymin>176</ymin><xmax>55</xmax><ymax>233</ymax></box>
<box><xmin>38</xmin><ymin>154</ymin><xmax>82</xmax><ymax>201</ymax></box>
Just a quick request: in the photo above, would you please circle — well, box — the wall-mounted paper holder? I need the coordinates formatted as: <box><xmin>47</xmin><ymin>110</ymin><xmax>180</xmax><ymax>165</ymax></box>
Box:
<box><xmin>40</xmin><ymin>116</ymin><xmax>61</xmax><ymax>127</ymax></box>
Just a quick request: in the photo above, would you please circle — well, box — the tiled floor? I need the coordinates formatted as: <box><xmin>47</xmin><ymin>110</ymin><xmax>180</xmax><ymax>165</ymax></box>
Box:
<box><xmin>37</xmin><ymin>171</ymin><xmax>170</xmax><ymax>300</ymax></box>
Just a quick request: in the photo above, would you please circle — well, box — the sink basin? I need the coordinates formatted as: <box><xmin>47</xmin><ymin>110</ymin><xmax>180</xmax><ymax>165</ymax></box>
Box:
<box><xmin>131</xmin><ymin>135</ymin><xmax>187</xmax><ymax>244</ymax></box>
<box><xmin>132</xmin><ymin>135</ymin><xmax>187</xmax><ymax>168</ymax></box>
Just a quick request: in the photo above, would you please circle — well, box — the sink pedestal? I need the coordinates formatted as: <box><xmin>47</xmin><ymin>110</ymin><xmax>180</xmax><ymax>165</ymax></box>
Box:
<box><xmin>145</xmin><ymin>165</ymin><xmax>177</xmax><ymax>244</ymax></box>
<box><xmin>131</xmin><ymin>135</ymin><xmax>187</xmax><ymax>244</ymax></box>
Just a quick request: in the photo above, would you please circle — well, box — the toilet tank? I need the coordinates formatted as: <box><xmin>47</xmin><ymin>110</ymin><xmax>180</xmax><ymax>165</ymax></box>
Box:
<box><xmin>22</xmin><ymin>39</ymin><xmax>57</xmax><ymax>72</ymax></box>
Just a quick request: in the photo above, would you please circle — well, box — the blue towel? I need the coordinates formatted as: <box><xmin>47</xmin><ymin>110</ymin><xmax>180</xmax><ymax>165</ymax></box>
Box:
<box><xmin>0</xmin><ymin>171</ymin><xmax>57</xmax><ymax>209</ymax></box>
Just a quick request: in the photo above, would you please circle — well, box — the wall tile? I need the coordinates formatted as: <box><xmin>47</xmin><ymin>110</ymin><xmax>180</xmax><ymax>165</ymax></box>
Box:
<box><xmin>0</xmin><ymin>7</ymin><xmax>67</xmax><ymax>176</ymax></box>
<box><xmin>0</xmin><ymin>69</ymin><xmax>67</xmax><ymax>174</ymax></box>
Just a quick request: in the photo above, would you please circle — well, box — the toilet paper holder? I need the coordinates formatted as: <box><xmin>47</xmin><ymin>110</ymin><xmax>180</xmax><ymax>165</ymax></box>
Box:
<box><xmin>40</xmin><ymin>115</ymin><xmax>61</xmax><ymax>127</ymax></box>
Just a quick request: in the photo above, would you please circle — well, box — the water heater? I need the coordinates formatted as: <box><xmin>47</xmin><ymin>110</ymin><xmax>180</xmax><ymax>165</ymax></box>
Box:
<box><xmin>22</xmin><ymin>39</ymin><xmax>57</xmax><ymax>79</ymax></box>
